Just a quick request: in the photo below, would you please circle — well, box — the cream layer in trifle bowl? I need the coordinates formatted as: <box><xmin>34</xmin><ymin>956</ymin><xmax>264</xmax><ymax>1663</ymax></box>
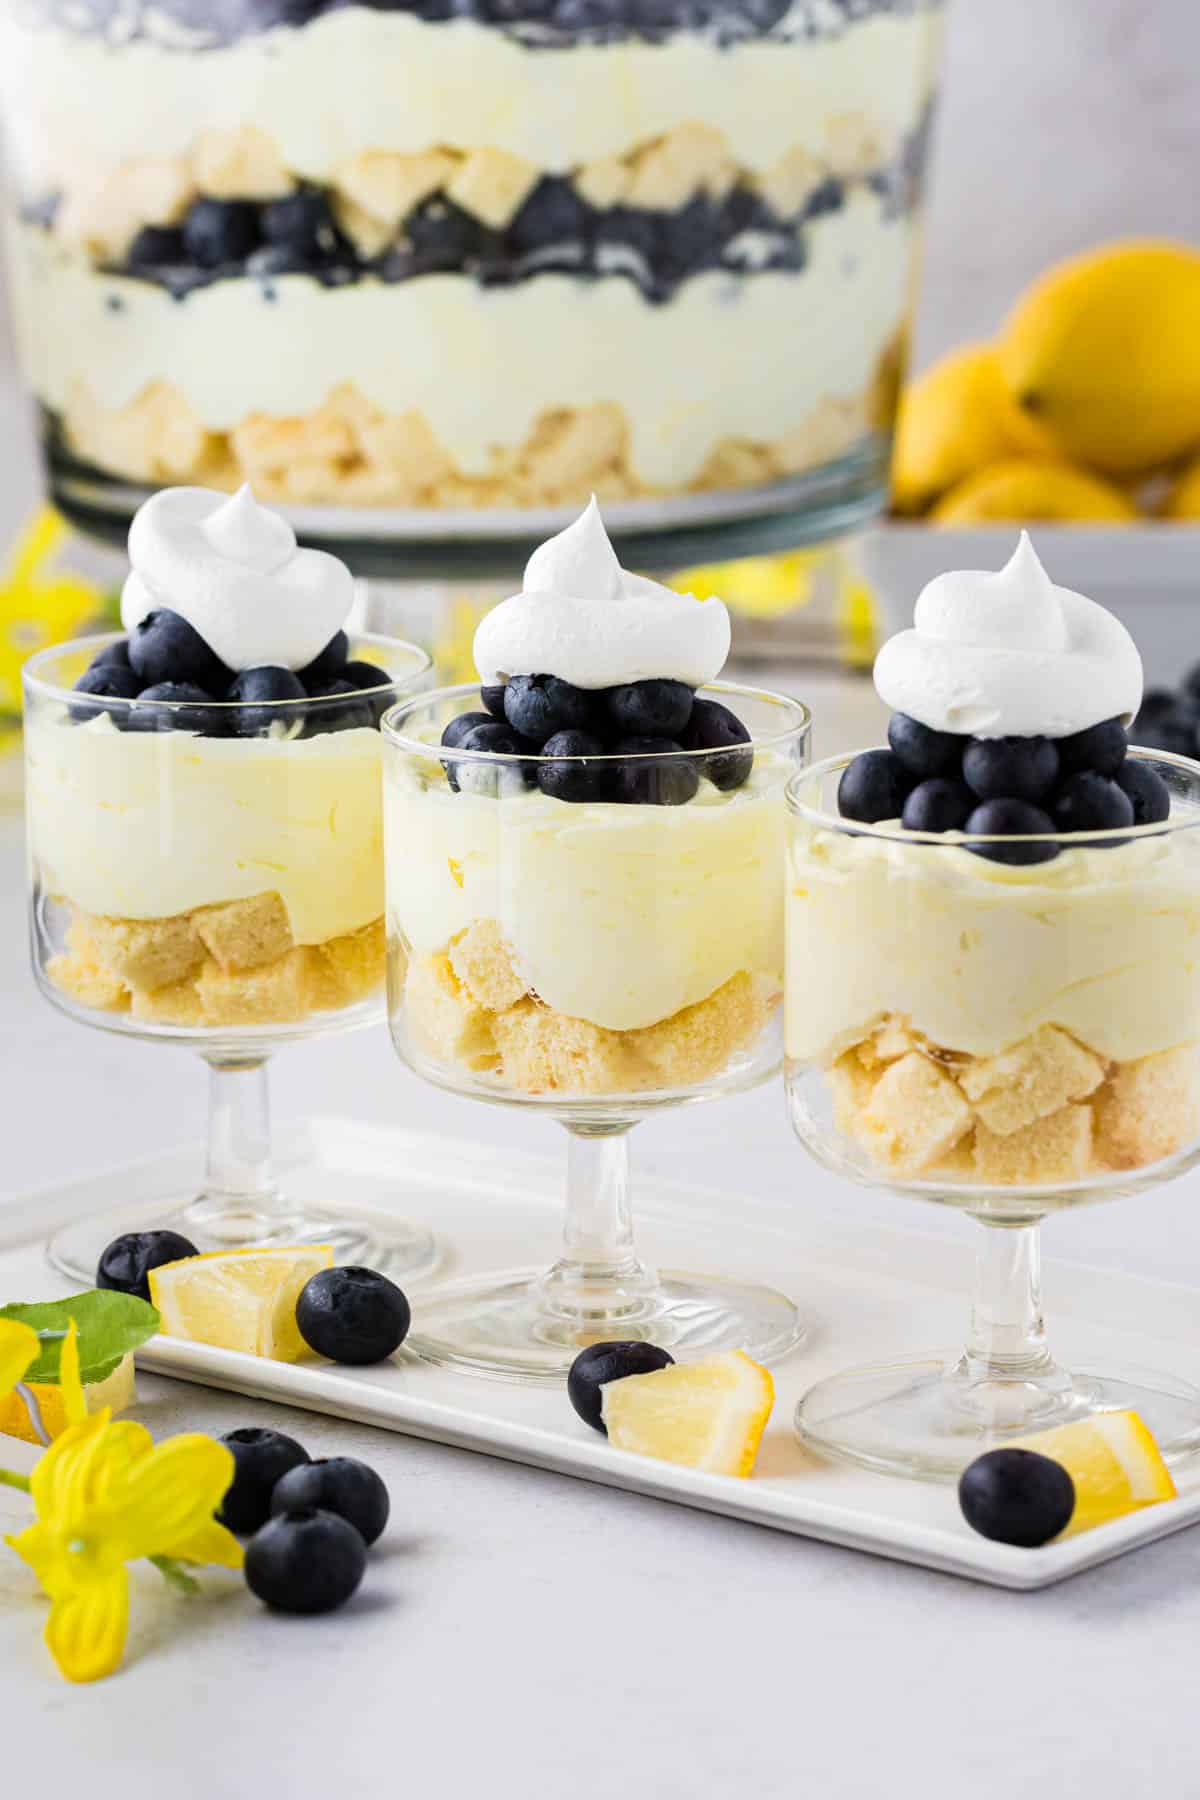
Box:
<box><xmin>1</xmin><ymin>0</ymin><xmax>944</xmax><ymax>512</ymax></box>
<box><xmin>24</xmin><ymin>483</ymin><xmax>429</xmax><ymax>1034</ymax></box>
<box><xmin>384</xmin><ymin>499</ymin><xmax>809</xmax><ymax>1102</ymax></box>
<box><xmin>786</xmin><ymin>535</ymin><xmax>1200</xmax><ymax>1194</ymax></box>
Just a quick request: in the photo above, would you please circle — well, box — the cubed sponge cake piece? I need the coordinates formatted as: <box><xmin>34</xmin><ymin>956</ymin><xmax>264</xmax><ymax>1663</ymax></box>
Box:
<box><xmin>448</xmin><ymin>919</ymin><xmax>529</xmax><ymax>1012</ymax></box>
<box><xmin>80</xmin><ymin>909</ymin><xmax>205</xmax><ymax>991</ymax></box>
<box><xmin>959</xmin><ymin>1025</ymin><xmax>1105</xmax><ymax>1136</ymax></box>
<box><xmin>1094</xmin><ymin>1047</ymin><xmax>1200</xmax><ymax>1169</ymax></box>
<box><xmin>858</xmin><ymin>1050</ymin><xmax>972</xmax><ymax>1176</ymax></box>
<box><xmin>973</xmin><ymin>1104</ymin><xmax>1093</xmax><ymax>1185</ymax></box>
<box><xmin>192</xmin><ymin>891</ymin><xmax>293</xmax><ymax>972</ymax></box>
<box><xmin>489</xmin><ymin>1001</ymin><xmax>641</xmax><ymax>1095</ymax></box>
<box><xmin>406</xmin><ymin>953</ymin><xmax>499</xmax><ymax>1071</ymax></box>
<box><xmin>628</xmin><ymin>971</ymin><xmax>767</xmax><ymax>1086</ymax></box>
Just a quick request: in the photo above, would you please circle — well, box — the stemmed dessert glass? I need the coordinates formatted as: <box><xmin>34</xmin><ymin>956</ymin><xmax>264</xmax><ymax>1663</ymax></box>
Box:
<box><xmin>24</xmin><ymin>630</ymin><xmax>434</xmax><ymax>1285</ymax></box>
<box><xmin>382</xmin><ymin>681</ymin><xmax>811</xmax><ymax>1379</ymax></box>
<box><xmin>785</xmin><ymin>747</ymin><xmax>1200</xmax><ymax>1479</ymax></box>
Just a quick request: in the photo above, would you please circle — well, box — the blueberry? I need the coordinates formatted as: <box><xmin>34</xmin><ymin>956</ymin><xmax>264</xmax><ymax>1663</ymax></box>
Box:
<box><xmin>446</xmin><ymin>721</ymin><xmax>535</xmax><ymax>795</ymax></box>
<box><xmin>126</xmin><ymin>681</ymin><xmax>225</xmax><ymax>736</ymax></box>
<box><xmin>263</xmin><ymin>188</ymin><xmax>340</xmax><ymax>261</ymax></box>
<box><xmin>1184</xmin><ymin>662</ymin><xmax>1200</xmax><ymax>700</ymax></box>
<box><xmin>1139</xmin><ymin>687</ymin><xmax>1183</xmax><ymax>725</ymax></box>
<box><xmin>962</xmin><ymin>736</ymin><xmax>1060</xmax><ymax>803</ymax></box>
<box><xmin>87</xmin><ymin>639</ymin><xmax>132</xmax><ymax>672</ymax></box>
<box><xmin>679</xmin><ymin>696</ymin><xmax>754</xmax><ymax>791</ymax></box>
<box><xmin>128</xmin><ymin>607</ymin><xmax>229</xmax><ymax>690</ymax></box>
<box><xmin>804</xmin><ymin>175</ymin><xmax>845</xmax><ymax>219</ymax></box>
<box><xmin>296</xmin><ymin>1267</ymin><xmax>411</xmax><ymax>1365</ymax></box>
<box><xmin>244</xmin><ymin>1508</ymin><xmax>367</xmax><ymax>1615</ymax></box>
<box><xmin>504</xmin><ymin>674</ymin><xmax>597</xmax><ymax>744</ymax></box>
<box><xmin>901</xmin><ymin>777</ymin><xmax>973</xmax><ymax>834</ymax></box>
<box><xmin>341</xmin><ymin>658</ymin><xmax>390</xmax><ymax>691</ymax></box>
<box><xmin>182</xmin><ymin>197</ymin><xmax>262</xmax><ymax>268</ymax></box>
<box><xmin>1135</xmin><ymin>712</ymin><xmax>1198</xmax><ymax>757</ymax></box>
<box><xmin>271</xmin><ymin>1457</ymin><xmax>389</xmax><ymax>1546</ymax></box>
<box><xmin>958</xmin><ymin>1447</ymin><xmax>1075</xmax><ymax>1548</ymax></box>
<box><xmin>441</xmin><ymin>711</ymin><xmax>494</xmax><ymax>749</ymax></box>
<box><xmin>226</xmin><ymin>665</ymin><xmax>306</xmax><ymax>735</ymax></box>
<box><xmin>1115</xmin><ymin>760</ymin><xmax>1171</xmax><ymax>826</ymax></box>
<box><xmin>887</xmin><ymin>712</ymin><xmax>963</xmax><ymax>779</ymax></box>
<box><xmin>128</xmin><ymin>224</ymin><xmax>186</xmax><ymax>269</ymax></box>
<box><xmin>404</xmin><ymin>198</ymin><xmax>485</xmax><ymax>272</ymax></box>
<box><xmin>567</xmin><ymin>1341</ymin><xmax>675</xmax><ymax>1436</ymax></box>
<box><xmin>70</xmin><ymin>661</ymin><xmax>142</xmax><ymax>722</ymax></box>
<box><xmin>604</xmin><ymin>678</ymin><xmax>694</xmax><ymax>739</ymax></box>
<box><xmin>96</xmin><ymin>1228</ymin><xmax>198</xmax><ymax>1303</ymax></box>
<box><xmin>305</xmin><ymin>678</ymin><xmax>374</xmax><ymax>735</ymax></box>
<box><xmin>218</xmin><ymin>1428</ymin><xmax>310</xmax><ymax>1536</ymax></box>
<box><xmin>298</xmin><ymin>630</ymin><xmax>349</xmax><ymax>689</ymax></box>
<box><xmin>537</xmin><ymin>729</ymin><xmax>608</xmax><ymax>803</ymax></box>
<box><xmin>480</xmin><ymin>683</ymin><xmax>508</xmax><ymax>720</ymax></box>
<box><xmin>1050</xmin><ymin>771</ymin><xmax>1135</xmax><ymax>837</ymax></box>
<box><xmin>611</xmin><ymin>736</ymin><xmax>699</xmax><ymax>806</ymax></box>
<box><xmin>658</xmin><ymin>195</ymin><xmax>722</xmax><ymax>284</ymax></box>
<box><xmin>965</xmin><ymin>799</ymin><xmax>1059</xmax><ymax>865</ymax></box>
<box><xmin>508</xmin><ymin>177</ymin><xmax>590</xmax><ymax>259</ymax></box>
<box><xmin>838</xmin><ymin>749</ymin><xmax>912</xmax><ymax>824</ymax></box>
<box><xmin>1056</xmin><ymin>717</ymin><xmax>1128</xmax><ymax>779</ymax></box>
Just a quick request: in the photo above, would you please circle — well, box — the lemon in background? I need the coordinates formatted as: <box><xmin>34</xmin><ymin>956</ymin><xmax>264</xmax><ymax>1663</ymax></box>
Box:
<box><xmin>891</xmin><ymin>344</ymin><xmax>1056</xmax><ymax>514</ymax></box>
<box><xmin>931</xmin><ymin>458</ymin><xmax>1138</xmax><ymax>525</ymax></box>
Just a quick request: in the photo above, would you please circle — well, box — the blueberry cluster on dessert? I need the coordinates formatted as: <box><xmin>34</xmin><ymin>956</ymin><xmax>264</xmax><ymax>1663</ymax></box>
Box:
<box><xmin>439</xmin><ymin>675</ymin><xmax>752</xmax><ymax>803</ymax></box>
<box><xmin>839</xmin><ymin>710</ymin><xmax>1171</xmax><ymax>863</ymax></box>
<box><xmin>73</xmin><ymin>616</ymin><xmax>391</xmax><ymax>738</ymax></box>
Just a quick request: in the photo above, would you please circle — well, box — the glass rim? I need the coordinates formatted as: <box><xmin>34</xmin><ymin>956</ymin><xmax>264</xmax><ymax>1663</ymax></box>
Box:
<box><xmin>21</xmin><ymin>628</ymin><xmax>433</xmax><ymax>713</ymax></box>
<box><xmin>785</xmin><ymin>745</ymin><xmax>1200</xmax><ymax>847</ymax></box>
<box><xmin>381</xmin><ymin>678</ymin><xmax>812</xmax><ymax>765</ymax></box>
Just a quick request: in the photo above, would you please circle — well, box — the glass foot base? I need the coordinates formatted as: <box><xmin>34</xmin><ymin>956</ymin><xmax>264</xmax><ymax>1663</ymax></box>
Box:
<box><xmin>406</xmin><ymin>1265</ymin><xmax>803</xmax><ymax>1382</ymax></box>
<box><xmin>48</xmin><ymin>1194</ymin><xmax>438</xmax><ymax>1290</ymax></box>
<box><xmin>796</xmin><ymin>1353</ymin><xmax>1200</xmax><ymax>1482</ymax></box>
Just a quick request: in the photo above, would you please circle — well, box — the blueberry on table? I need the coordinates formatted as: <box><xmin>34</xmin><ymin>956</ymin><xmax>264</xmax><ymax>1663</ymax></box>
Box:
<box><xmin>182</xmin><ymin>197</ymin><xmax>262</xmax><ymax>268</ymax></box>
<box><xmin>965</xmin><ymin>798</ymin><xmax>1059</xmax><ymax>865</ymax></box>
<box><xmin>263</xmin><ymin>188</ymin><xmax>339</xmax><ymax>261</ymax></box>
<box><xmin>480</xmin><ymin>683</ymin><xmax>508</xmax><ymax>720</ymax></box>
<box><xmin>126</xmin><ymin>682</ymin><xmax>225</xmax><ymax>736</ymax></box>
<box><xmin>271</xmin><ymin>1456</ymin><xmax>390</xmax><ymax>1546</ymax></box>
<box><xmin>962</xmin><ymin>735</ymin><xmax>1060</xmax><ymax>804</ymax></box>
<box><xmin>958</xmin><ymin>1447</ymin><xmax>1076</xmax><ymax>1548</ymax></box>
<box><xmin>244</xmin><ymin>1508</ymin><xmax>367</xmax><ymax>1615</ymax></box>
<box><xmin>838</xmin><ymin>749</ymin><xmax>912</xmax><ymax>824</ymax></box>
<box><xmin>604</xmin><ymin>678</ymin><xmax>694</xmax><ymax>740</ymax></box>
<box><xmin>1115</xmin><ymin>760</ymin><xmax>1171</xmax><ymax>826</ymax></box>
<box><xmin>887</xmin><ymin>712</ymin><xmax>963</xmax><ymax>779</ymax></box>
<box><xmin>70</xmin><ymin>662</ymin><xmax>142</xmax><ymax>720</ymax></box>
<box><xmin>568</xmin><ymin>1341</ymin><xmax>676</xmax><ymax>1435</ymax></box>
<box><xmin>611</xmin><ymin>736</ymin><xmax>699</xmax><ymax>806</ymax></box>
<box><xmin>226</xmin><ymin>665</ymin><xmax>306</xmax><ymax>735</ymax></box>
<box><xmin>298</xmin><ymin>630</ymin><xmax>348</xmax><ymax>689</ymax></box>
<box><xmin>218</xmin><ymin>1428</ymin><xmax>311</xmax><ymax>1536</ymax></box>
<box><xmin>296</xmin><ymin>1266</ymin><xmax>411</xmax><ymax>1365</ymax></box>
<box><xmin>441</xmin><ymin>711</ymin><xmax>495</xmax><ymax>749</ymax></box>
<box><xmin>504</xmin><ymin>673</ymin><xmax>597</xmax><ymax>744</ymax></box>
<box><xmin>537</xmin><ymin>729</ymin><xmax>609</xmax><ymax>803</ymax></box>
<box><xmin>96</xmin><ymin>1228</ymin><xmax>198</xmax><ymax>1303</ymax></box>
<box><xmin>1055</xmin><ymin>717</ymin><xmax>1128</xmax><ymax>779</ymax></box>
<box><xmin>1051</xmin><ymin>771</ymin><xmax>1135</xmax><ymax>837</ymax></box>
<box><xmin>680</xmin><ymin>697</ymin><xmax>754</xmax><ymax>792</ymax></box>
<box><xmin>128</xmin><ymin>607</ymin><xmax>229</xmax><ymax>691</ymax></box>
<box><xmin>901</xmin><ymin>777</ymin><xmax>974</xmax><ymax>834</ymax></box>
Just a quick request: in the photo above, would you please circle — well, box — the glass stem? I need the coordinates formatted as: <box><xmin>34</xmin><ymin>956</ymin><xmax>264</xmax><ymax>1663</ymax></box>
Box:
<box><xmin>536</xmin><ymin>1124</ymin><xmax>659</xmax><ymax>1327</ymax></box>
<box><xmin>183</xmin><ymin>1058</ymin><xmax>287</xmax><ymax>1246</ymax></box>
<box><xmin>946</xmin><ymin>1220</ymin><xmax>1072</xmax><ymax>1429</ymax></box>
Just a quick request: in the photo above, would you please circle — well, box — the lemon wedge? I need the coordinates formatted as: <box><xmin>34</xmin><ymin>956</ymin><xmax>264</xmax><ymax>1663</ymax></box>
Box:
<box><xmin>601</xmin><ymin>1349</ymin><xmax>774</xmax><ymax>1477</ymax></box>
<box><xmin>150</xmin><ymin>1246</ymin><xmax>333</xmax><ymax>1362</ymax></box>
<box><xmin>1012</xmin><ymin>1410</ymin><xmax>1176</xmax><ymax>1537</ymax></box>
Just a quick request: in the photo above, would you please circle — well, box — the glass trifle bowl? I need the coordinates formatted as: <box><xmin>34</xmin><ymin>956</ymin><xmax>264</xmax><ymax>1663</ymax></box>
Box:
<box><xmin>383</xmin><ymin>679</ymin><xmax>810</xmax><ymax>1378</ymax></box>
<box><xmin>0</xmin><ymin>0</ymin><xmax>945</xmax><ymax>557</ymax></box>
<box><xmin>24</xmin><ymin>619</ymin><xmax>434</xmax><ymax>1286</ymax></box>
<box><xmin>785</xmin><ymin>747</ymin><xmax>1200</xmax><ymax>1480</ymax></box>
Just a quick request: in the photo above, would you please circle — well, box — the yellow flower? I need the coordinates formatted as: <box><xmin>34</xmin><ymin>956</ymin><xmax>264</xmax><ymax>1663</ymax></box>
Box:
<box><xmin>0</xmin><ymin>1319</ymin><xmax>40</xmax><ymax>1397</ymax></box>
<box><xmin>0</xmin><ymin>508</ymin><xmax>107</xmax><ymax>716</ymax></box>
<box><xmin>4</xmin><ymin>1323</ymin><xmax>242</xmax><ymax>1683</ymax></box>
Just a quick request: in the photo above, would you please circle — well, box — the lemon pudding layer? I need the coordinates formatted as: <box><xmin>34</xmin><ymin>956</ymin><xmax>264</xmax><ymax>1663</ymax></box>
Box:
<box><xmin>388</xmin><ymin>500</ymin><xmax>797</xmax><ymax>1097</ymax></box>
<box><xmin>787</xmin><ymin>537</ymin><xmax>1200</xmax><ymax>1184</ymax></box>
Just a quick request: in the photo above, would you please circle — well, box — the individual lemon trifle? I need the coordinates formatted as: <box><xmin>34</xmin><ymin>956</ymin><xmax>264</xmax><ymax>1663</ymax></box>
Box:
<box><xmin>382</xmin><ymin>498</ymin><xmax>810</xmax><ymax>1377</ymax></box>
<box><xmin>23</xmin><ymin>483</ymin><xmax>434</xmax><ymax>1284</ymax></box>
<box><xmin>784</xmin><ymin>534</ymin><xmax>1200</xmax><ymax>1479</ymax></box>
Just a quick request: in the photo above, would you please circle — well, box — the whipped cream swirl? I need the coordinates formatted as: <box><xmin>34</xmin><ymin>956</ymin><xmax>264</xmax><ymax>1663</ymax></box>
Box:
<box><xmin>120</xmin><ymin>485</ymin><xmax>355</xmax><ymax>673</ymax></box>
<box><xmin>874</xmin><ymin>533</ymin><xmax>1143</xmax><ymax>739</ymax></box>
<box><xmin>473</xmin><ymin>497</ymin><xmax>731</xmax><ymax>690</ymax></box>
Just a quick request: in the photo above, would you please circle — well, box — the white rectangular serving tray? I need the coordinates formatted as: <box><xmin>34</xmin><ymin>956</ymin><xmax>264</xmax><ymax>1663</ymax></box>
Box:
<box><xmin>3</xmin><ymin>1116</ymin><xmax>1200</xmax><ymax>1592</ymax></box>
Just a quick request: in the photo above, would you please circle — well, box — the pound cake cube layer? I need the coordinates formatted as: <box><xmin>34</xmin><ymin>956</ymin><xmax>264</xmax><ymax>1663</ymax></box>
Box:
<box><xmin>448</xmin><ymin>920</ymin><xmax>529</xmax><ymax>1012</ymax></box>
<box><xmin>1093</xmin><ymin>1048</ymin><xmax>1200</xmax><ymax>1170</ymax></box>
<box><xmin>959</xmin><ymin>1025</ymin><xmax>1105</xmax><ymax>1136</ymax></box>
<box><xmin>859</xmin><ymin>1052</ymin><xmax>973</xmax><ymax>1177</ymax></box>
<box><xmin>490</xmin><ymin>1001</ymin><xmax>641</xmax><ymax>1096</ymax></box>
<box><xmin>973</xmin><ymin>1105</ymin><xmax>1094</xmax><ymax>1185</ymax></box>
<box><xmin>192</xmin><ymin>892</ymin><xmax>294</xmax><ymax>972</ymax></box>
<box><xmin>82</xmin><ymin>911</ymin><xmax>206</xmax><ymax>991</ymax></box>
<box><xmin>629</xmin><ymin>971</ymin><xmax>767</xmax><ymax>1086</ymax></box>
<box><xmin>406</xmin><ymin>953</ymin><xmax>499</xmax><ymax>1071</ymax></box>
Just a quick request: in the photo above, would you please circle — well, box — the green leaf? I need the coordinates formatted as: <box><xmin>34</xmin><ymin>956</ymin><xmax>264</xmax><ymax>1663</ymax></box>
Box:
<box><xmin>0</xmin><ymin>1290</ymin><xmax>160</xmax><ymax>1386</ymax></box>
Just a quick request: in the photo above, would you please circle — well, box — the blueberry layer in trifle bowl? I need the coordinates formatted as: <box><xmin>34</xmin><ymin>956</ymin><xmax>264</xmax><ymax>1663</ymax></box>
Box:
<box><xmin>24</xmin><ymin>483</ymin><xmax>430</xmax><ymax>1044</ymax></box>
<box><xmin>384</xmin><ymin>498</ymin><xmax>810</xmax><ymax>1109</ymax></box>
<box><xmin>786</xmin><ymin>534</ymin><xmax>1200</xmax><ymax>1213</ymax></box>
<box><xmin>2</xmin><ymin>0</ymin><xmax>944</xmax><ymax>532</ymax></box>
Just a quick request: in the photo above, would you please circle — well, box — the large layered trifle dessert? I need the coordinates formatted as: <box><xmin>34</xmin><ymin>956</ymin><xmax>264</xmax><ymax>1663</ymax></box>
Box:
<box><xmin>385</xmin><ymin>498</ymin><xmax>807</xmax><ymax>1097</ymax></box>
<box><xmin>25</xmin><ymin>483</ymin><xmax>424</xmax><ymax>1029</ymax></box>
<box><xmin>2</xmin><ymin>0</ymin><xmax>943</xmax><ymax>511</ymax></box>
<box><xmin>787</xmin><ymin>535</ymin><xmax>1200</xmax><ymax>1189</ymax></box>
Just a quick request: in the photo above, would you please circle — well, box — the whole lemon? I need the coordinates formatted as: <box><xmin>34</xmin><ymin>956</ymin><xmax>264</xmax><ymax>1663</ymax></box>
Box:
<box><xmin>930</xmin><ymin>459</ymin><xmax>1138</xmax><ymax>525</ymax></box>
<box><xmin>891</xmin><ymin>343</ymin><xmax>1055</xmax><ymax>513</ymax></box>
<box><xmin>1161</xmin><ymin>456</ymin><xmax>1200</xmax><ymax>520</ymax></box>
<box><xmin>1000</xmin><ymin>241</ymin><xmax>1200</xmax><ymax>476</ymax></box>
